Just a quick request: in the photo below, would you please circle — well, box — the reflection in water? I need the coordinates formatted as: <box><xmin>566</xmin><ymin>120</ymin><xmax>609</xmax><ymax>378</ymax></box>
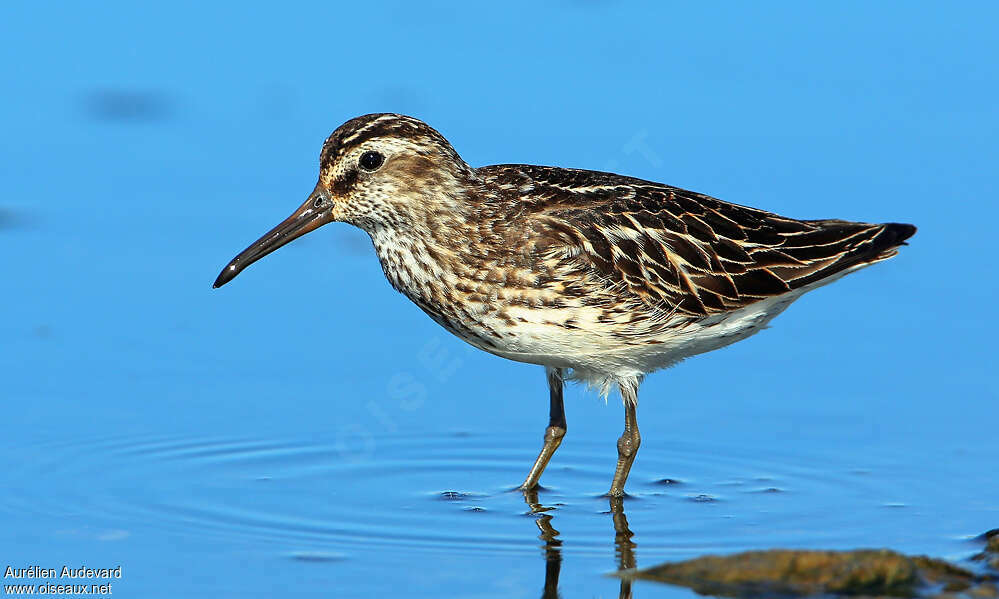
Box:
<box><xmin>609</xmin><ymin>496</ymin><xmax>636</xmax><ymax>599</ymax></box>
<box><xmin>523</xmin><ymin>490</ymin><xmax>636</xmax><ymax>599</ymax></box>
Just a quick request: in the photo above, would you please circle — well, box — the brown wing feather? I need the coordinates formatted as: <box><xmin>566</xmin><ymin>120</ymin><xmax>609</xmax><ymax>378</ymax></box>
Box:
<box><xmin>479</xmin><ymin>164</ymin><xmax>915</xmax><ymax>317</ymax></box>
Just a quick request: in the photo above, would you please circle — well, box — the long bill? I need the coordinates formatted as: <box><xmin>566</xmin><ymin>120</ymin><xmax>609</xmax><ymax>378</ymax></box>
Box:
<box><xmin>213</xmin><ymin>192</ymin><xmax>333</xmax><ymax>288</ymax></box>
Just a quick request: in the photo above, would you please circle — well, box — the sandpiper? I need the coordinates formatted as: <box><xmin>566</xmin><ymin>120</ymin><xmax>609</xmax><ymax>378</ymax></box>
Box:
<box><xmin>214</xmin><ymin>113</ymin><xmax>915</xmax><ymax>496</ymax></box>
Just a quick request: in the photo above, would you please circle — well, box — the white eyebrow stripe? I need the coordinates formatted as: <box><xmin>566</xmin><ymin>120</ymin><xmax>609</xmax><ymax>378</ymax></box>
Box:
<box><xmin>340</xmin><ymin>114</ymin><xmax>405</xmax><ymax>146</ymax></box>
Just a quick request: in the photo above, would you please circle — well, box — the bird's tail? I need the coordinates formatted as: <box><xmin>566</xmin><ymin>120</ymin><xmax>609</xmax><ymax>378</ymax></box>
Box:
<box><xmin>772</xmin><ymin>220</ymin><xmax>916</xmax><ymax>291</ymax></box>
<box><xmin>868</xmin><ymin>222</ymin><xmax>918</xmax><ymax>261</ymax></box>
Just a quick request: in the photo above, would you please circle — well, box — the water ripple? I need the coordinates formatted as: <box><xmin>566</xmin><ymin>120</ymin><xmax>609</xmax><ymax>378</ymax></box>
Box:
<box><xmin>0</xmin><ymin>432</ymin><xmax>941</xmax><ymax>558</ymax></box>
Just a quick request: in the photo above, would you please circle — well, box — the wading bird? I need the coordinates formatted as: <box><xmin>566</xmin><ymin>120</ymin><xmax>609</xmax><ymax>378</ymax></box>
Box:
<box><xmin>214</xmin><ymin>114</ymin><xmax>915</xmax><ymax>496</ymax></box>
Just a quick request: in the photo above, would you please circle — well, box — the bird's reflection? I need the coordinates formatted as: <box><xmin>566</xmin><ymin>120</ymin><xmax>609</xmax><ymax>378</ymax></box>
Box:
<box><xmin>609</xmin><ymin>496</ymin><xmax>635</xmax><ymax>599</ymax></box>
<box><xmin>522</xmin><ymin>490</ymin><xmax>636</xmax><ymax>599</ymax></box>
<box><xmin>523</xmin><ymin>489</ymin><xmax>563</xmax><ymax>598</ymax></box>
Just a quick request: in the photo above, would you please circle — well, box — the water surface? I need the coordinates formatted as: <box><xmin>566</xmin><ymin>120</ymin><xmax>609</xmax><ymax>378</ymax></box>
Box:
<box><xmin>2</xmin><ymin>2</ymin><xmax>997</xmax><ymax>597</ymax></box>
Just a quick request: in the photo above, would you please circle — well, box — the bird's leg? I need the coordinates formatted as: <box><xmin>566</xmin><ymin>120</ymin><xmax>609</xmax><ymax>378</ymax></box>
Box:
<box><xmin>608</xmin><ymin>383</ymin><xmax>640</xmax><ymax>497</ymax></box>
<box><xmin>521</xmin><ymin>367</ymin><xmax>566</xmax><ymax>490</ymax></box>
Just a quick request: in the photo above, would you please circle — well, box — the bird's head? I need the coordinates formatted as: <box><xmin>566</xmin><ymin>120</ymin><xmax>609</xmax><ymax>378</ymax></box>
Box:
<box><xmin>213</xmin><ymin>113</ymin><xmax>472</xmax><ymax>288</ymax></box>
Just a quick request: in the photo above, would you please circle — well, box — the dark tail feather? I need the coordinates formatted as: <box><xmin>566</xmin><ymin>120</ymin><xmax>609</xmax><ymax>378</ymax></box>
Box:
<box><xmin>781</xmin><ymin>220</ymin><xmax>916</xmax><ymax>289</ymax></box>
<box><xmin>870</xmin><ymin>222</ymin><xmax>917</xmax><ymax>260</ymax></box>
<box><xmin>879</xmin><ymin>222</ymin><xmax>917</xmax><ymax>246</ymax></box>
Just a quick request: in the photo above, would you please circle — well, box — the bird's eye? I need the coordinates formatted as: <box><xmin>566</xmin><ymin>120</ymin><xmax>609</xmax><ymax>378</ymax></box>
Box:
<box><xmin>359</xmin><ymin>151</ymin><xmax>384</xmax><ymax>171</ymax></box>
<box><xmin>312</xmin><ymin>197</ymin><xmax>325</xmax><ymax>209</ymax></box>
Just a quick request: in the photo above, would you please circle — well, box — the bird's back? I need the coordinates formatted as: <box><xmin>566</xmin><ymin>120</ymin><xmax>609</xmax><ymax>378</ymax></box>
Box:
<box><xmin>478</xmin><ymin>164</ymin><xmax>915</xmax><ymax>318</ymax></box>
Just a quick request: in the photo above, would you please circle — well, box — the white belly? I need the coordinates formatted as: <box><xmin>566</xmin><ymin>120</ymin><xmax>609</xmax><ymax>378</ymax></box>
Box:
<box><xmin>483</xmin><ymin>289</ymin><xmax>801</xmax><ymax>372</ymax></box>
<box><xmin>473</xmin><ymin>265</ymin><xmax>867</xmax><ymax>390</ymax></box>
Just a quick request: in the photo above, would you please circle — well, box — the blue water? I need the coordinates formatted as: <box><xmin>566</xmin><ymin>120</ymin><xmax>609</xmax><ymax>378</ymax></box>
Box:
<box><xmin>2</xmin><ymin>2</ymin><xmax>997</xmax><ymax>597</ymax></box>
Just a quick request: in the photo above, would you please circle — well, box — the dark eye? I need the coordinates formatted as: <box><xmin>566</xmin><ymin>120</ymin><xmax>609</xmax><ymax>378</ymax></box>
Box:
<box><xmin>359</xmin><ymin>151</ymin><xmax>384</xmax><ymax>171</ymax></box>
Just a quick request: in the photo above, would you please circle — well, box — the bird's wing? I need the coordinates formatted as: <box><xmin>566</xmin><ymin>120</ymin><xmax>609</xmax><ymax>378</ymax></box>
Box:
<box><xmin>479</xmin><ymin>164</ymin><xmax>915</xmax><ymax>317</ymax></box>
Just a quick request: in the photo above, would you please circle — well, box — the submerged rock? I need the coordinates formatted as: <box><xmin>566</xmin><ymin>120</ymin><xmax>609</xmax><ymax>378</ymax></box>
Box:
<box><xmin>972</xmin><ymin>529</ymin><xmax>999</xmax><ymax>572</ymax></box>
<box><xmin>625</xmin><ymin>549</ymin><xmax>924</xmax><ymax>597</ymax></box>
<box><xmin>620</xmin><ymin>531</ymin><xmax>999</xmax><ymax>598</ymax></box>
